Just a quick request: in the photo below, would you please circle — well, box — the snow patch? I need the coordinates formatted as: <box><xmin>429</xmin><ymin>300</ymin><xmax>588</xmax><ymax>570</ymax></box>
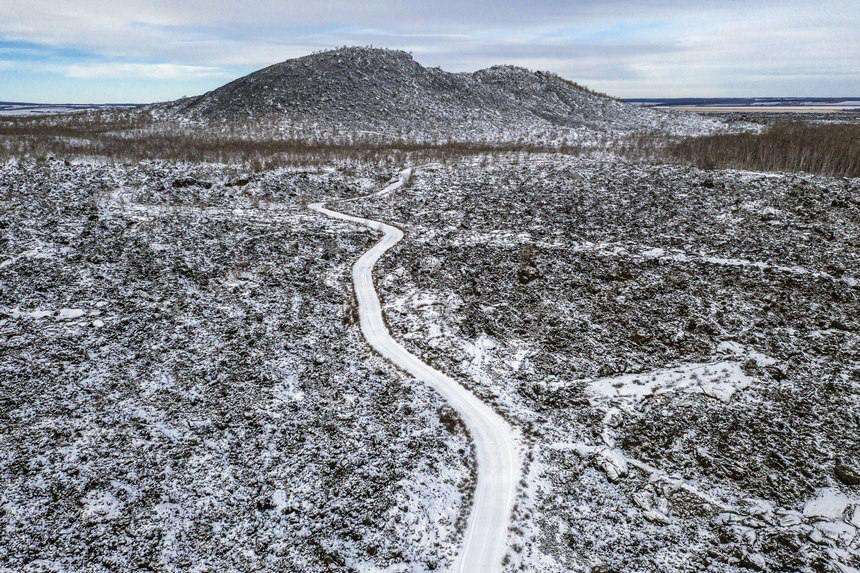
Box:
<box><xmin>804</xmin><ymin>488</ymin><xmax>858</xmax><ymax>521</ymax></box>
<box><xmin>272</xmin><ymin>372</ymin><xmax>305</xmax><ymax>403</ymax></box>
<box><xmin>82</xmin><ymin>490</ymin><xmax>123</xmax><ymax>523</ymax></box>
<box><xmin>1</xmin><ymin>307</ymin><xmax>54</xmax><ymax>319</ymax></box>
<box><xmin>58</xmin><ymin>308</ymin><xmax>85</xmax><ymax>320</ymax></box>
<box><xmin>586</xmin><ymin>360</ymin><xmax>755</xmax><ymax>407</ymax></box>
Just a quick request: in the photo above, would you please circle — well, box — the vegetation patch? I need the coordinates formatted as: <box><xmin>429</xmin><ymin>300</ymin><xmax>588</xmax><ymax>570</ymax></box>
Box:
<box><xmin>666</xmin><ymin>122</ymin><xmax>860</xmax><ymax>178</ymax></box>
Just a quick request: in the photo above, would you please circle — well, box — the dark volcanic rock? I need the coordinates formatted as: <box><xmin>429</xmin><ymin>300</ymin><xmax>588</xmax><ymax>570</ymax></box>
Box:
<box><xmin>171</xmin><ymin>176</ymin><xmax>212</xmax><ymax>189</ymax></box>
<box><xmin>835</xmin><ymin>463</ymin><xmax>860</xmax><ymax>486</ymax></box>
<box><xmin>155</xmin><ymin>47</ymin><xmax>714</xmax><ymax>137</ymax></box>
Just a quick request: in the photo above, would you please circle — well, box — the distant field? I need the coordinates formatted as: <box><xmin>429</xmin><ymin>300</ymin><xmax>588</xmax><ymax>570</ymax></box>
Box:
<box><xmin>0</xmin><ymin>102</ymin><xmax>138</xmax><ymax>117</ymax></box>
<box><xmin>670</xmin><ymin>106</ymin><xmax>859</xmax><ymax>113</ymax></box>
<box><xmin>625</xmin><ymin>97</ymin><xmax>860</xmax><ymax>115</ymax></box>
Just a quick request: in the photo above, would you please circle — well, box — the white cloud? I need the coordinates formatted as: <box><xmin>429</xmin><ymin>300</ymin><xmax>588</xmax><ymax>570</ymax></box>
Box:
<box><xmin>63</xmin><ymin>62</ymin><xmax>227</xmax><ymax>80</ymax></box>
<box><xmin>0</xmin><ymin>0</ymin><xmax>858</xmax><ymax>98</ymax></box>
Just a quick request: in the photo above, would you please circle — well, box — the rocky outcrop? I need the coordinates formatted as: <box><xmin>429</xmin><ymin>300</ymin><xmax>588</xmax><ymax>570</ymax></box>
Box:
<box><xmin>155</xmin><ymin>47</ymin><xmax>717</xmax><ymax>137</ymax></box>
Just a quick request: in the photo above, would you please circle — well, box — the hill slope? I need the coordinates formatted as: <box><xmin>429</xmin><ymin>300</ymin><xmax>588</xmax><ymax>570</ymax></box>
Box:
<box><xmin>157</xmin><ymin>47</ymin><xmax>716</xmax><ymax>139</ymax></box>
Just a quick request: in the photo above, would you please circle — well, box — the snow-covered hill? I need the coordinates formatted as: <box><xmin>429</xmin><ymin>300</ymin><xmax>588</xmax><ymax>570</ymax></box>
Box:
<box><xmin>154</xmin><ymin>47</ymin><xmax>718</xmax><ymax>139</ymax></box>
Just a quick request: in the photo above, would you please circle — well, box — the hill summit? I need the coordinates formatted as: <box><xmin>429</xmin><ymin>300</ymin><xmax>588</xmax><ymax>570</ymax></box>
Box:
<box><xmin>158</xmin><ymin>47</ymin><xmax>713</xmax><ymax>138</ymax></box>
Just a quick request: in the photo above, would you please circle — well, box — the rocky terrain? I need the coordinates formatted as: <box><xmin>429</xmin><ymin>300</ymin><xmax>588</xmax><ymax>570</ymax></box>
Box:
<box><xmin>153</xmin><ymin>47</ymin><xmax>720</xmax><ymax>141</ymax></box>
<box><xmin>346</xmin><ymin>156</ymin><xmax>860</xmax><ymax>572</ymax></box>
<box><xmin>2</xmin><ymin>142</ymin><xmax>859</xmax><ymax>572</ymax></box>
<box><xmin>0</xmin><ymin>159</ymin><xmax>473</xmax><ymax>572</ymax></box>
<box><xmin>2</xmin><ymin>45</ymin><xmax>859</xmax><ymax>573</ymax></box>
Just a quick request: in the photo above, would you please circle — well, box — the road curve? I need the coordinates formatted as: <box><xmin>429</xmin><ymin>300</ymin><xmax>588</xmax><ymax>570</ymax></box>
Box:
<box><xmin>309</xmin><ymin>168</ymin><xmax>521</xmax><ymax>572</ymax></box>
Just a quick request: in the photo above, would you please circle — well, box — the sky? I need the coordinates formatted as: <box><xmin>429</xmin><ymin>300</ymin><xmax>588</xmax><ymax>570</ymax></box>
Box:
<box><xmin>1</xmin><ymin>0</ymin><xmax>858</xmax><ymax>103</ymax></box>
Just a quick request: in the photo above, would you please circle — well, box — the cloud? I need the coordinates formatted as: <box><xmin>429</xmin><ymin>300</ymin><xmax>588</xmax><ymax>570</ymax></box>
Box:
<box><xmin>0</xmin><ymin>0</ymin><xmax>858</xmax><ymax>100</ymax></box>
<box><xmin>0</xmin><ymin>57</ymin><xmax>227</xmax><ymax>80</ymax></box>
<box><xmin>63</xmin><ymin>62</ymin><xmax>227</xmax><ymax>80</ymax></box>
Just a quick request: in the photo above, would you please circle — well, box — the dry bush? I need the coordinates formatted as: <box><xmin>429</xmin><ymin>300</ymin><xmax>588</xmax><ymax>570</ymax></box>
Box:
<box><xmin>666</xmin><ymin>122</ymin><xmax>860</xmax><ymax>178</ymax></box>
<box><xmin>0</xmin><ymin>111</ymin><xmax>584</xmax><ymax>168</ymax></box>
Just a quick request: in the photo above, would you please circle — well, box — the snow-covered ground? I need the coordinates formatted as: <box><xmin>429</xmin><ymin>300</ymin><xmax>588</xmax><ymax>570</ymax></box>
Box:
<box><xmin>2</xmin><ymin>151</ymin><xmax>858</xmax><ymax>572</ymax></box>
<box><xmin>348</xmin><ymin>155</ymin><xmax>860</xmax><ymax>572</ymax></box>
<box><xmin>0</xmin><ymin>159</ymin><xmax>472</xmax><ymax>572</ymax></box>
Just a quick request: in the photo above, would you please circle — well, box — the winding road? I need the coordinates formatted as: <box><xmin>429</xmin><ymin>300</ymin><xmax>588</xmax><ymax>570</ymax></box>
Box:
<box><xmin>310</xmin><ymin>168</ymin><xmax>521</xmax><ymax>572</ymax></box>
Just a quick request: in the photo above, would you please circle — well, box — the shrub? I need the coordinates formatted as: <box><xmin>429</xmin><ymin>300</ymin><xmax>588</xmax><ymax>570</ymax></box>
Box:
<box><xmin>0</xmin><ymin>111</ymin><xmax>584</xmax><ymax>167</ymax></box>
<box><xmin>666</xmin><ymin>122</ymin><xmax>860</xmax><ymax>178</ymax></box>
